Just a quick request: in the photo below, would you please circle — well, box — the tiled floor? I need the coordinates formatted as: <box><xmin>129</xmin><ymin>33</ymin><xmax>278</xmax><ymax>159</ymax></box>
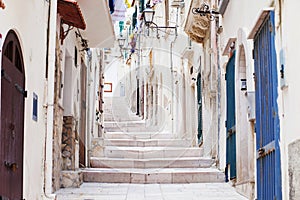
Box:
<box><xmin>56</xmin><ymin>183</ymin><xmax>249</xmax><ymax>200</ymax></box>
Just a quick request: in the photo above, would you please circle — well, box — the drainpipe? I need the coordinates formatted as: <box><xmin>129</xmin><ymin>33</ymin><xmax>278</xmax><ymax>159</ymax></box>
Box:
<box><xmin>170</xmin><ymin>42</ymin><xmax>174</xmax><ymax>133</ymax></box>
<box><xmin>170</xmin><ymin>7</ymin><xmax>178</xmax><ymax>134</ymax></box>
<box><xmin>90</xmin><ymin>50</ymin><xmax>98</xmax><ymax>137</ymax></box>
<box><xmin>216</xmin><ymin>18</ymin><xmax>221</xmax><ymax>166</ymax></box>
<box><xmin>86</xmin><ymin>49</ymin><xmax>92</xmax><ymax>167</ymax></box>
<box><xmin>43</xmin><ymin>0</ymin><xmax>57</xmax><ymax>199</ymax></box>
<box><xmin>136</xmin><ymin>31</ymin><xmax>141</xmax><ymax>116</ymax></box>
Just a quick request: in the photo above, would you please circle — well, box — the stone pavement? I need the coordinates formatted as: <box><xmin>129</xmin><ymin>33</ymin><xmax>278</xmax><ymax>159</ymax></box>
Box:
<box><xmin>56</xmin><ymin>183</ymin><xmax>248</xmax><ymax>200</ymax></box>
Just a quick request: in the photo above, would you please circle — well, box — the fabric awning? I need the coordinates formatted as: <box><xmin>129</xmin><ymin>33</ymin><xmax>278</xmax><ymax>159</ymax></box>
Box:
<box><xmin>77</xmin><ymin>0</ymin><xmax>115</xmax><ymax>48</ymax></box>
<box><xmin>57</xmin><ymin>0</ymin><xmax>86</xmax><ymax>30</ymax></box>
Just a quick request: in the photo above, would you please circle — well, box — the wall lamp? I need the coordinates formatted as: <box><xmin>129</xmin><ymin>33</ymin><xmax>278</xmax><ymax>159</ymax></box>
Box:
<box><xmin>117</xmin><ymin>36</ymin><xmax>126</xmax><ymax>57</ymax></box>
<box><xmin>143</xmin><ymin>4</ymin><xmax>177</xmax><ymax>38</ymax></box>
<box><xmin>118</xmin><ymin>36</ymin><xmax>126</xmax><ymax>49</ymax></box>
<box><xmin>118</xmin><ymin>35</ymin><xmax>131</xmax><ymax>57</ymax></box>
<box><xmin>192</xmin><ymin>3</ymin><xmax>219</xmax><ymax>21</ymax></box>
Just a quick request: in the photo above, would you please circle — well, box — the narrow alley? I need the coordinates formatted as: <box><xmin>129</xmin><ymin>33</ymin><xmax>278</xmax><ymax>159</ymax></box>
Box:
<box><xmin>2</xmin><ymin>0</ymin><xmax>300</xmax><ymax>200</ymax></box>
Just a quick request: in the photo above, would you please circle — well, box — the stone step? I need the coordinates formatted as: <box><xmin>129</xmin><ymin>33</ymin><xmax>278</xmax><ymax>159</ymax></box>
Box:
<box><xmin>104</xmin><ymin>132</ymin><xmax>175</xmax><ymax>139</ymax></box>
<box><xmin>104</xmin><ymin>121</ymin><xmax>146</xmax><ymax>129</ymax></box>
<box><xmin>104</xmin><ymin>120</ymin><xmax>145</xmax><ymax>126</ymax></box>
<box><xmin>104</xmin><ymin>114</ymin><xmax>142</xmax><ymax>122</ymax></box>
<box><xmin>83</xmin><ymin>168</ymin><xmax>225</xmax><ymax>183</ymax></box>
<box><xmin>104</xmin><ymin>126</ymin><xmax>163</xmax><ymax>132</ymax></box>
<box><xmin>101</xmin><ymin>146</ymin><xmax>203</xmax><ymax>159</ymax></box>
<box><xmin>103</xmin><ymin>138</ymin><xmax>191</xmax><ymax>147</ymax></box>
<box><xmin>90</xmin><ymin>157</ymin><xmax>214</xmax><ymax>168</ymax></box>
<box><xmin>104</xmin><ymin>117</ymin><xmax>141</xmax><ymax>122</ymax></box>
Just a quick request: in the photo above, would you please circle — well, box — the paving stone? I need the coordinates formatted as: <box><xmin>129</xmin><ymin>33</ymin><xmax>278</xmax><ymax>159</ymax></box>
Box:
<box><xmin>55</xmin><ymin>183</ymin><xmax>248</xmax><ymax>200</ymax></box>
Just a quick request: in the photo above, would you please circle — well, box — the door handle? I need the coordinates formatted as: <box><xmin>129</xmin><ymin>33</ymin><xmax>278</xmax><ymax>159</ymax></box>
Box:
<box><xmin>258</xmin><ymin>148</ymin><xmax>265</xmax><ymax>155</ymax></box>
<box><xmin>4</xmin><ymin>161</ymin><xmax>18</xmax><ymax>172</ymax></box>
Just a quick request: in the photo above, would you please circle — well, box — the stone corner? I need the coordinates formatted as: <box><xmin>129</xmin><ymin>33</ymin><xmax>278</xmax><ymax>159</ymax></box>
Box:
<box><xmin>60</xmin><ymin>170</ymin><xmax>83</xmax><ymax>188</ymax></box>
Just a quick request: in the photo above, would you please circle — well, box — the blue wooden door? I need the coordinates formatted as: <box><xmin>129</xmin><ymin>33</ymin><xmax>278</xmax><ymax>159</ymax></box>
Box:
<box><xmin>254</xmin><ymin>11</ymin><xmax>282</xmax><ymax>200</ymax></box>
<box><xmin>226</xmin><ymin>51</ymin><xmax>236</xmax><ymax>180</ymax></box>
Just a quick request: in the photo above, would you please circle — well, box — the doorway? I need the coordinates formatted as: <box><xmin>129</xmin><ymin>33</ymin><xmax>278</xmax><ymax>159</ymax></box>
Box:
<box><xmin>79</xmin><ymin>60</ymin><xmax>87</xmax><ymax>167</ymax></box>
<box><xmin>225</xmin><ymin>51</ymin><xmax>237</xmax><ymax>181</ymax></box>
<box><xmin>254</xmin><ymin>11</ymin><xmax>282</xmax><ymax>199</ymax></box>
<box><xmin>0</xmin><ymin>30</ymin><xmax>25</xmax><ymax>200</ymax></box>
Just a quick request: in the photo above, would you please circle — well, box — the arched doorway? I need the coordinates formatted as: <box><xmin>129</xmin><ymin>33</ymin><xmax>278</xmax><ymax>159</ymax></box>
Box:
<box><xmin>235</xmin><ymin>44</ymin><xmax>255</xmax><ymax>198</ymax></box>
<box><xmin>0</xmin><ymin>30</ymin><xmax>25</xmax><ymax>199</ymax></box>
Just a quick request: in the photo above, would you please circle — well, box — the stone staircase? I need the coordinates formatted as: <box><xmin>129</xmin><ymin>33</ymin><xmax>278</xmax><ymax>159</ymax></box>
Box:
<box><xmin>83</xmin><ymin>97</ymin><xmax>224</xmax><ymax>184</ymax></box>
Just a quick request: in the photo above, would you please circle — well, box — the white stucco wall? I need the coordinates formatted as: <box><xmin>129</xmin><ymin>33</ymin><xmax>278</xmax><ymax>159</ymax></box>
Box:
<box><xmin>276</xmin><ymin>1</ymin><xmax>300</xmax><ymax>199</ymax></box>
<box><xmin>279</xmin><ymin>0</ymin><xmax>300</xmax><ymax>143</ymax></box>
<box><xmin>0</xmin><ymin>1</ymin><xmax>49</xmax><ymax>199</ymax></box>
<box><xmin>104</xmin><ymin>56</ymin><xmax>126</xmax><ymax>97</ymax></box>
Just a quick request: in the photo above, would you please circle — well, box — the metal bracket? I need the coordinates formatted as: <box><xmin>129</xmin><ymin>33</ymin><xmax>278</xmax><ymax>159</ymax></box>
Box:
<box><xmin>15</xmin><ymin>83</ymin><xmax>27</xmax><ymax>98</ymax></box>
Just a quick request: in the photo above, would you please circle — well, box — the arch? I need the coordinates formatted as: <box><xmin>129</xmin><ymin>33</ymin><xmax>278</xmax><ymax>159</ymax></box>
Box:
<box><xmin>0</xmin><ymin>29</ymin><xmax>25</xmax><ymax>199</ymax></box>
<box><xmin>234</xmin><ymin>28</ymin><xmax>255</xmax><ymax>199</ymax></box>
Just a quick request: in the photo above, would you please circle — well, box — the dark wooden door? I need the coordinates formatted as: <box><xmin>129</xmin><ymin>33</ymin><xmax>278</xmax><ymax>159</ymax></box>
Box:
<box><xmin>0</xmin><ymin>30</ymin><xmax>25</xmax><ymax>200</ymax></box>
<box><xmin>254</xmin><ymin>11</ymin><xmax>282</xmax><ymax>199</ymax></box>
<box><xmin>79</xmin><ymin>61</ymin><xmax>87</xmax><ymax>167</ymax></box>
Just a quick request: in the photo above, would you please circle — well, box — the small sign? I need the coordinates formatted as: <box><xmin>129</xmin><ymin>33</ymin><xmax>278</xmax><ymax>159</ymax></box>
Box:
<box><xmin>33</xmin><ymin>93</ymin><xmax>38</xmax><ymax>121</ymax></box>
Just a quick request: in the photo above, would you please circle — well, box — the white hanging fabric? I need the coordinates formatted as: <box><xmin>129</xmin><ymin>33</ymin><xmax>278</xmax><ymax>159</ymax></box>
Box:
<box><xmin>111</xmin><ymin>0</ymin><xmax>127</xmax><ymax>22</ymax></box>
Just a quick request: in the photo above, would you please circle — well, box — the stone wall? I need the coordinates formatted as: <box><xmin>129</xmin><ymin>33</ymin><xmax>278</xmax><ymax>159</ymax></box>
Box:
<box><xmin>52</xmin><ymin>35</ymin><xmax>64</xmax><ymax>192</ymax></box>
<box><xmin>52</xmin><ymin>104</ymin><xmax>64</xmax><ymax>192</ymax></box>
<box><xmin>60</xmin><ymin>170</ymin><xmax>83</xmax><ymax>188</ymax></box>
<box><xmin>62</xmin><ymin>116</ymin><xmax>76</xmax><ymax>170</ymax></box>
<box><xmin>289</xmin><ymin>139</ymin><xmax>300</xmax><ymax>200</ymax></box>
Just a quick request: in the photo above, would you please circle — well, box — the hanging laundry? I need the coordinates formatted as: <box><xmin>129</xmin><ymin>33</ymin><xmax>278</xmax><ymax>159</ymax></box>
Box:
<box><xmin>131</xmin><ymin>0</ymin><xmax>136</xmax><ymax>8</ymax></box>
<box><xmin>152</xmin><ymin>0</ymin><xmax>163</xmax><ymax>5</ymax></box>
<box><xmin>119</xmin><ymin>21</ymin><xmax>125</xmax><ymax>35</ymax></box>
<box><xmin>129</xmin><ymin>33</ymin><xmax>137</xmax><ymax>53</ymax></box>
<box><xmin>108</xmin><ymin>0</ymin><xmax>115</xmax><ymax>13</ymax></box>
<box><xmin>139</xmin><ymin>0</ymin><xmax>145</xmax><ymax>13</ymax></box>
<box><xmin>111</xmin><ymin>0</ymin><xmax>127</xmax><ymax>22</ymax></box>
<box><xmin>125</xmin><ymin>0</ymin><xmax>131</xmax><ymax>8</ymax></box>
<box><xmin>132</xmin><ymin>5</ymin><xmax>137</xmax><ymax>28</ymax></box>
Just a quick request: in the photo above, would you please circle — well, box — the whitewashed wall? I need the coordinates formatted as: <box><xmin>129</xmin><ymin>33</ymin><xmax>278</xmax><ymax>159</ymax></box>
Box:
<box><xmin>0</xmin><ymin>1</ymin><xmax>49</xmax><ymax>199</ymax></box>
<box><xmin>277</xmin><ymin>1</ymin><xmax>300</xmax><ymax>199</ymax></box>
